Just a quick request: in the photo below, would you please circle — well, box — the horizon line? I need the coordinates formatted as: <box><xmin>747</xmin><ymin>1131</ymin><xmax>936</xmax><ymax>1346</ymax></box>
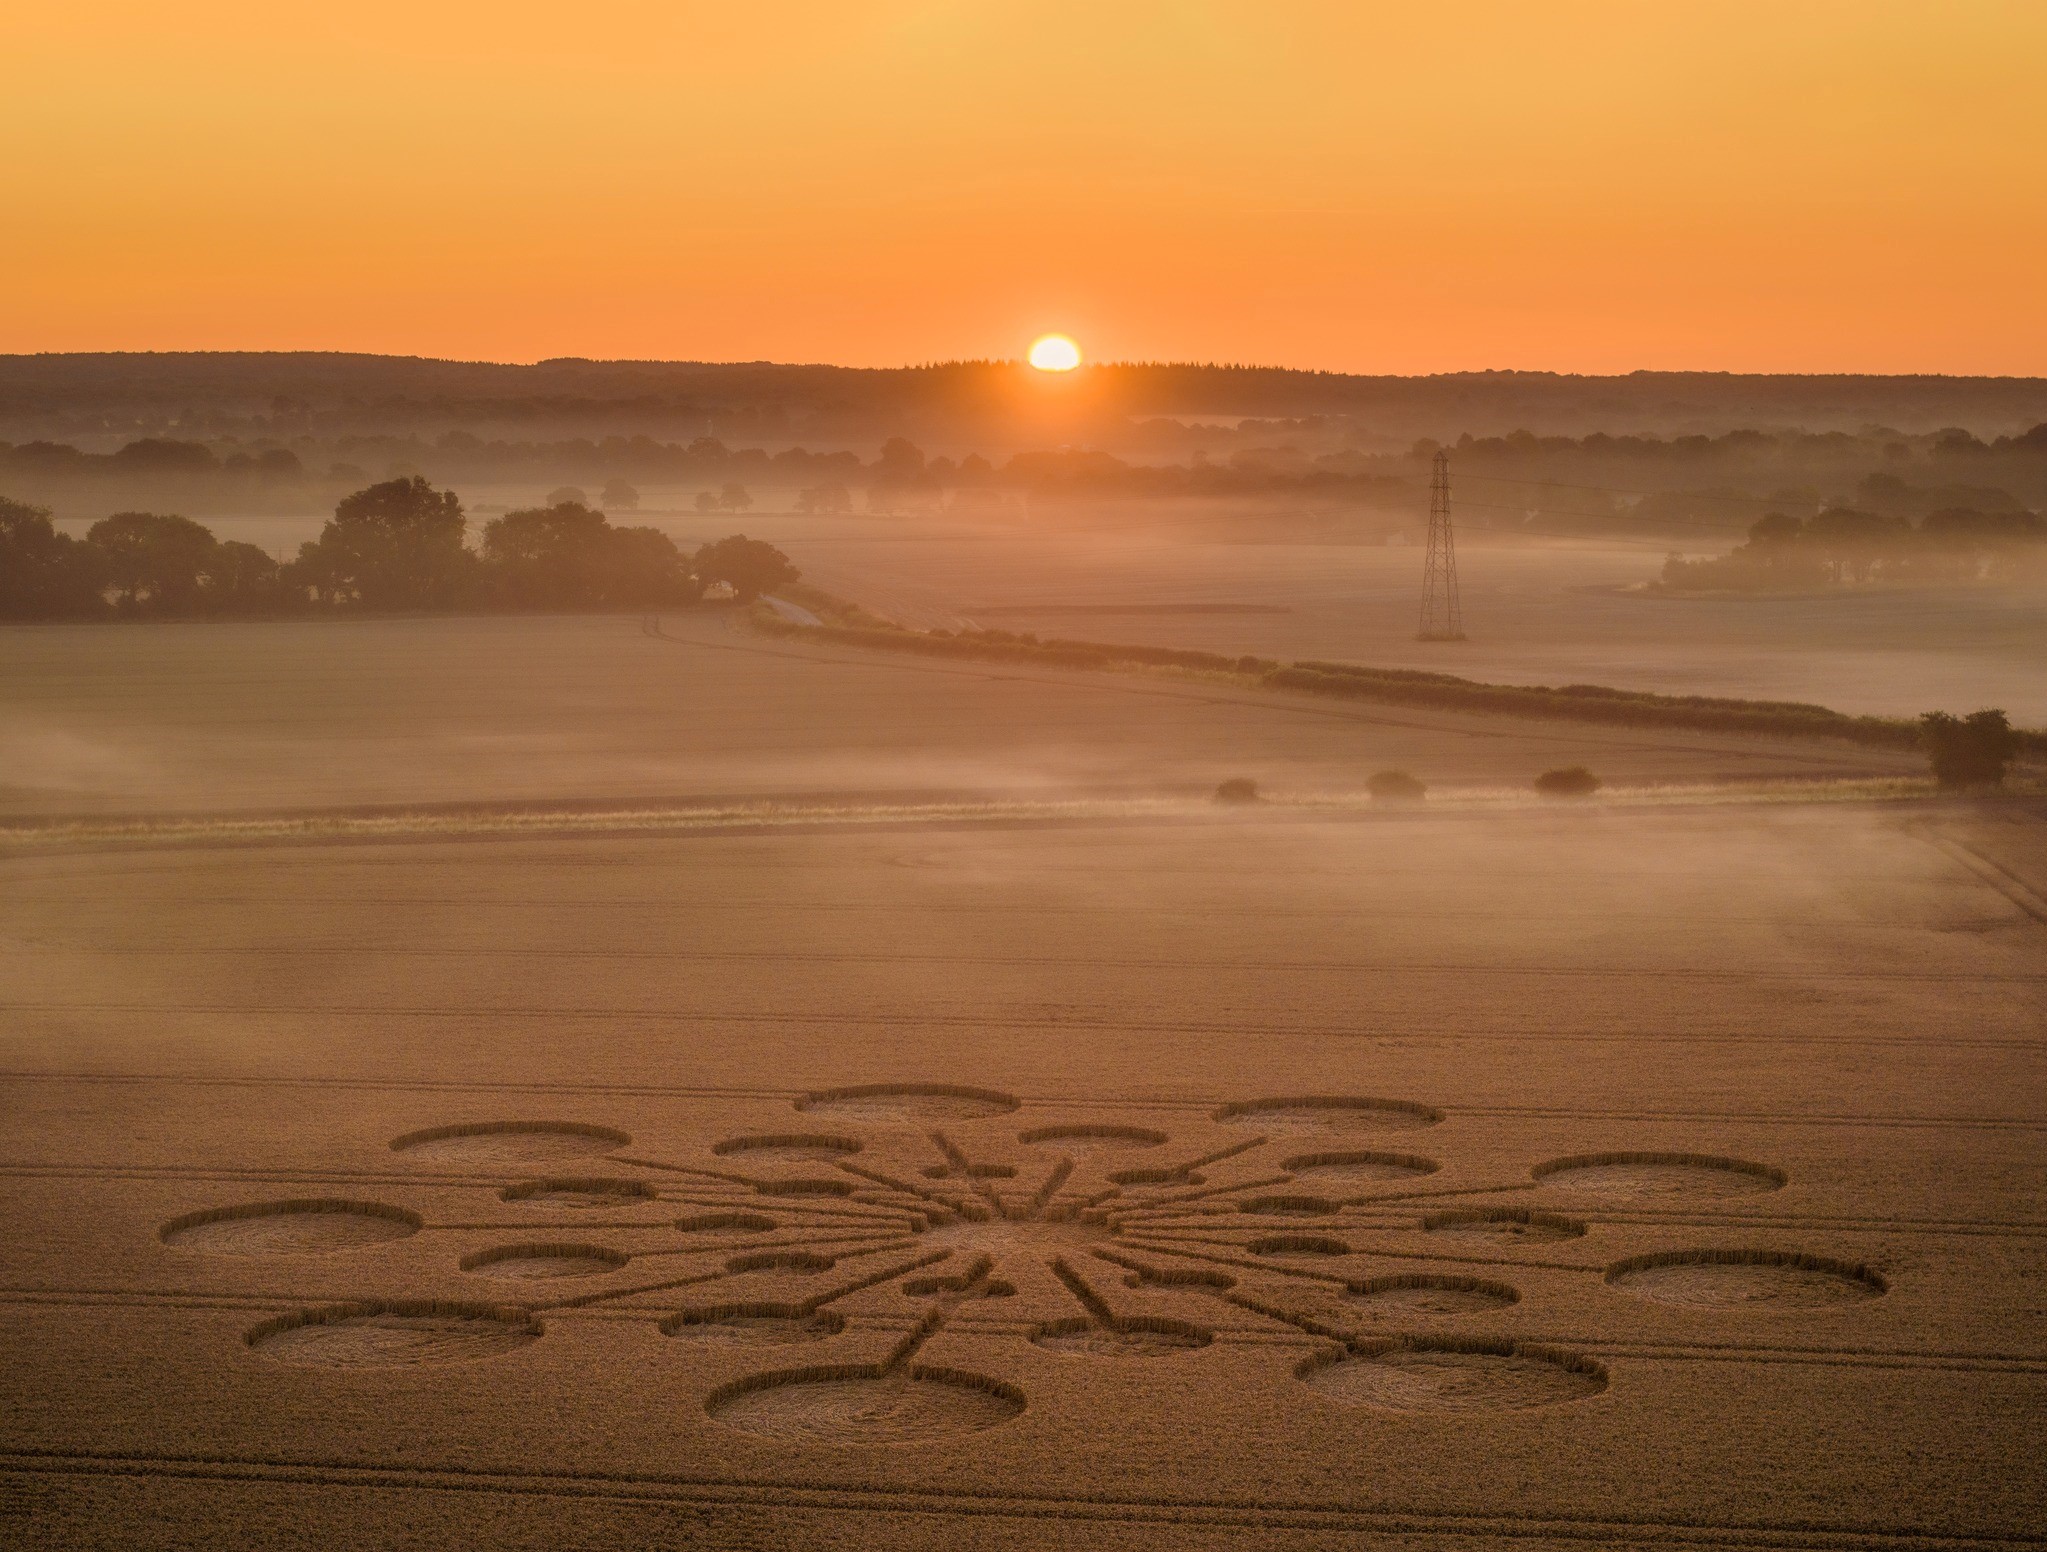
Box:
<box><xmin>4</xmin><ymin>349</ymin><xmax>2045</xmax><ymax>386</ymax></box>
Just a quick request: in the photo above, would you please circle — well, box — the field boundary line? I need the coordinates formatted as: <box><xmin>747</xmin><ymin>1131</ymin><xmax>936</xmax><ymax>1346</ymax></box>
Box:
<box><xmin>658</xmin><ymin>612</ymin><xmax>1921</xmax><ymax>771</ymax></box>
<box><xmin>5</xmin><ymin>1009</ymin><xmax>2040</xmax><ymax>1053</ymax></box>
<box><xmin>13</xmin><ymin>893</ymin><xmax>2011</xmax><ymax>929</ymax></box>
<box><xmin>12</xmin><ymin>947</ymin><xmax>2040</xmax><ymax>983</ymax></box>
<box><xmin>0</xmin><ymin>1074</ymin><xmax>2043</xmax><ymax>1130</ymax></box>
<box><xmin>0</xmin><ymin>781</ymin><xmax>1950</xmax><ymax>859</ymax></box>
<box><xmin>1911</xmin><ymin>827</ymin><xmax>2047</xmax><ymax>926</ymax></box>
<box><xmin>0</xmin><ymin>1448</ymin><xmax>2038</xmax><ymax>1548</ymax></box>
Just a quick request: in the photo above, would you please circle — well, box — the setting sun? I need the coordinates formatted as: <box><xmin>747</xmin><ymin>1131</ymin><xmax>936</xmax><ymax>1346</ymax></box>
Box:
<box><xmin>1027</xmin><ymin>334</ymin><xmax>1082</xmax><ymax>372</ymax></box>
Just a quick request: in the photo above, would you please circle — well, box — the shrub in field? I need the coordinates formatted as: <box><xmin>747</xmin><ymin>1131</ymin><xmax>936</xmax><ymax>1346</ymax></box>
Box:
<box><xmin>1920</xmin><ymin>710</ymin><xmax>2021</xmax><ymax>789</ymax></box>
<box><xmin>1367</xmin><ymin>770</ymin><xmax>1426</xmax><ymax>803</ymax></box>
<box><xmin>1535</xmin><ymin>766</ymin><xmax>1601</xmax><ymax>798</ymax></box>
<box><xmin>693</xmin><ymin>535</ymin><xmax>798</xmax><ymax>603</ymax></box>
<box><xmin>1214</xmin><ymin>777</ymin><xmax>1260</xmax><ymax>805</ymax></box>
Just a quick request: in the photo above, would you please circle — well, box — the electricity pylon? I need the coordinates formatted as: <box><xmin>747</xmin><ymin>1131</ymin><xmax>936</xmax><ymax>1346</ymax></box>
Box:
<box><xmin>1417</xmin><ymin>449</ymin><xmax>1465</xmax><ymax>641</ymax></box>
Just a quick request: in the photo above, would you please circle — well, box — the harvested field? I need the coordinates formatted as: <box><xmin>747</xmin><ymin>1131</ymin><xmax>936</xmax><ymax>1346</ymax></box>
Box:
<box><xmin>1</xmin><ymin>611</ymin><xmax>2043</xmax><ymax>1549</ymax></box>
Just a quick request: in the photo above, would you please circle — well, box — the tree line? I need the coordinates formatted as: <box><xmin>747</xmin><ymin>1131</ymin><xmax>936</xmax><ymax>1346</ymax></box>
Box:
<box><xmin>1658</xmin><ymin>505</ymin><xmax>2047</xmax><ymax>591</ymax></box>
<box><xmin>0</xmin><ymin>478</ymin><xmax>797</xmax><ymax>620</ymax></box>
<box><xmin>9</xmin><ymin>421</ymin><xmax>2047</xmax><ymax>540</ymax></box>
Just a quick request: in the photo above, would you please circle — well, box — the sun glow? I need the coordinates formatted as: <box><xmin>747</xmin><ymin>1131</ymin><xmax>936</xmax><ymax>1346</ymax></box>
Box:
<box><xmin>1027</xmin><ymin>334</ymin><xmax>1082</xmax><ymax>371</ymax></box>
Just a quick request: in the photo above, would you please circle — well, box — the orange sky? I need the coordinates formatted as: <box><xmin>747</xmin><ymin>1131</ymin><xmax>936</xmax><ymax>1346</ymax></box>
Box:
<box><xmin>6</xmin><ymin>2</ymin><xmax>2045</xmax><ymax>373</ymax></box>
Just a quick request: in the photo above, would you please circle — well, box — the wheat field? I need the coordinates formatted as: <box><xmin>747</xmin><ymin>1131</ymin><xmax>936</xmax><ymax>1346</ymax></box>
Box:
<box><xmin>1</xmin><ymin>618</ymin><xmax>2041</xmax><ymax>1548</ymax></box>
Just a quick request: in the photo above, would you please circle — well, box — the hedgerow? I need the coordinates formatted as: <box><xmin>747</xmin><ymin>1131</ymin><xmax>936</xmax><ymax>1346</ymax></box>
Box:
<box><xmin>750</xmin><ymin>598</ymin><xmax>2046</xmax><ymax>758</ymax></box>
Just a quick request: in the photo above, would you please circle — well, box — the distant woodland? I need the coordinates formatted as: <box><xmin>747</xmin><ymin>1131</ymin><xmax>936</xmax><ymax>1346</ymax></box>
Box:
<box><xmin>4</xmin><ymin>354</ymin><xmax>2046</xmax><ymax>551</ymax></box>
<box><xmin>9</xmin><ymin>355</ymin><xmax>2047</xmax><ymax>443</ymax></box>
<box><xmin>4</xmin><ymin>423</ymin><xmax>2047</xmax><ymax>548</ymax></box>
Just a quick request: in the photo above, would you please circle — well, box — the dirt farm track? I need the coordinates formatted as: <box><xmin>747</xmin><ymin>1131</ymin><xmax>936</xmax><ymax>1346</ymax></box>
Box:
<box><xmin>0</xmin><ymin>611</ymin><xmax>2043</xmax><ymax>1550</ymax></box>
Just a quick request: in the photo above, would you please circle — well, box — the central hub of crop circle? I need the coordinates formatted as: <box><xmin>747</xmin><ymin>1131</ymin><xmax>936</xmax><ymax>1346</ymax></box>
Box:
<box><xmin>919</xmin><ymin>1214</ymin><xmax>1110</xmax><ymax>1260</ymax></box>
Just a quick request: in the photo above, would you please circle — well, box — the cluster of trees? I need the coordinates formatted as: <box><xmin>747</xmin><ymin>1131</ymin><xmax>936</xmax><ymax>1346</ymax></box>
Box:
<box><xmin>1921</xmin><ymin>711</ymin><xmax>2022</xmax><ymax>789</ymax></box>
<box><xmin>2</xmin><ymin>499</ymin><xmax>291</xmax><ymax>617</ymax></box>
<box><xmin>794</xmin><ymin>483</ymin><xmax>853</xmax><ymax>514</ymax></box>
<box><xmin>1659</xmin><ymin>506</ymin><xmax>2047</xmax><ymax>591</ymax></box>
<box><xmin>692</xmin><ymin>484</ymin><xmax>754</xmax><ymax>513</ymax></box>
<box><xmin>1436</xmin><ymin>422</ymin><xmax>2047</xmax><ymax>467</ymax></box>
<box><xmin>0</xmin><ymin>478</ymin><xmax>798</xmax><ymax>620</ymax></box>
<box><xmin>0</xmin><ymin>437</ymin><xmax>306</xmax><ymax>480</ymax></box>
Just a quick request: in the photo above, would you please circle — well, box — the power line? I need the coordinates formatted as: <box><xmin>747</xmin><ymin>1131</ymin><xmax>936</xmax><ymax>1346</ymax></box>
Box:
<box><xmin>1418</xmin><ymin>450</ymin><xmax>1465</xmax><ymax>641</ymax></box>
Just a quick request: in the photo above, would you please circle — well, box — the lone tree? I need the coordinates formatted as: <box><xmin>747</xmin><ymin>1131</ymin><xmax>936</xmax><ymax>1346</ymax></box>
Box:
<box><xmin>1920</xmin><ymin>710</ymin><xmax>2021</xmax><ymax>789</ymax></box>
<box><xmin>292</xmin><ymin>476</ymin><xmax>473</xmax><ymax>609</ymax></box>
<box><xmin>599</xmin><ymin>479</ymin><xmax>640</xmax><ymax>511</ymax></box>
<box><xmin>694</xmin><ymin>535</ymin><xmax>797</xmax><ymax>603</ymax></box>
<box><xmin>718</xmin><ymin>483</ymin><xmax>753</xmax><ymax>513</ymax></box>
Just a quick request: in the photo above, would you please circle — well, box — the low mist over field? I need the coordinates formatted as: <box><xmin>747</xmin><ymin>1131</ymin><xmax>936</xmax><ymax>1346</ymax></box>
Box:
<box><xmin>4</xmin><ymin>354</ymin><xmax>2044</xmax><ymax>1552</ymax></box>
<box><xmin>7</xmin><ymin>354</ymin><xmax>2047</xmax><ymax>724</ymax></box>
<box><xmin>7</xmin><ymin>4</ymin><xmax>2047</xmax><ymax>1548</ymax></box>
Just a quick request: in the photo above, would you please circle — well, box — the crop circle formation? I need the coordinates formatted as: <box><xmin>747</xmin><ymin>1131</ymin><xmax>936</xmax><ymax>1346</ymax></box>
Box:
<box><xmin>159</xmin><ymin>1087</ymin><xmax>1885</xmax><ymax>1435</ymax></box>
<box><xmin>160</xmin><ymin>1199</ymin><xmax>421</xmax><ymax>1254</ymax></box>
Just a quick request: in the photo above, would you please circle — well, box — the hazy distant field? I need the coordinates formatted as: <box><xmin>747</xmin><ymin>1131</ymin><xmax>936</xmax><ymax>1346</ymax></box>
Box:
<box><xmin>2</xmin><ymin>803</ymin><xmax>2042</xmax><ymax>1550</ymax></box>
<box><xmin>139</xmin><ymin>494</ymin><xmax>2047</xmax><ymax>725</ymax></box>
<box><xmin>0</xmin><ymin>611</ymin><xmax>1920</xmax><ymax>819</ymax></box>
<box><xmin>782</xmin><ymin>518</ymin><xmax>2047</xmax><ymax>725</ymax></box>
